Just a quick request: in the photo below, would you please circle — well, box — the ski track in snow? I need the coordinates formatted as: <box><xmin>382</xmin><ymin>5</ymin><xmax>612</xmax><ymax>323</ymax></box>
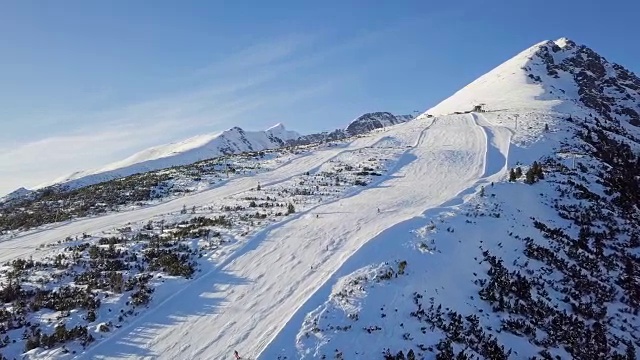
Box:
<box><xmin>6</xmin><ymin>37</ymin><xmax>638</xmax><ymax>360</ymax></box>
<box><xmin>258</xmin><ymin>113</ymin><xmax>512</xmax><ymax>359</ymax></box>
<box><xmin>41</xmin><ymin>114</ymin><xmax>507</xmax><ymax>360</ymax></box>
<box><xmin>2</xmin><ymin>114</ymin><xmax>512</xmax><ymax>360</ymax></box>
<box><xmin>0</xmin><ymin>135</ymin><xmax>378</xmax><ymax>264</ymax></box>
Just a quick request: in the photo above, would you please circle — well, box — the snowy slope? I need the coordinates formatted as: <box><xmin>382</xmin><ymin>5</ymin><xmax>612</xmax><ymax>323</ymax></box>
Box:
<box><xmin>2</xmin><ymin>37</ymin><xmax>640</xmax><ymax>360</ymax></box>
<box><xmin>0</xmin><ymin>113</ymin><xmax>495</xmax><ymax>360</ymax></box>
<box><xmin>36</xmin><ymin>124</ymin><xmax>301</xmax><ymax>191</ymax></box>
<box><xmin>73</xmin><ymin>114</ymin><xmax>495</xmax><ymax>360</ymax></box>
<box><xmin>258</xmin><ymin>38</ymin><xmax>640</xmax><ymax>359</ymax></box>
<box><xmin>425</xmin><ymin>37</ymin><xmax>640</xmax><ymax>126</ymax></box>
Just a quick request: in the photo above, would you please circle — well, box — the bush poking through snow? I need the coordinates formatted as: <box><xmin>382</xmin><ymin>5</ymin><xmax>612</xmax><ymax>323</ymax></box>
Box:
<box><xmin>287</xmin><ymin>203</ymin><xmax>296</xmax><ymax>215</ymax></box>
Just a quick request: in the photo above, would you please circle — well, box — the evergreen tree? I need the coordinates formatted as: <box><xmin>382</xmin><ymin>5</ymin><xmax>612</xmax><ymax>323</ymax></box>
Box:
<box><xmin>509</xmin><ymin>168</ymin><xmax>517</xmax><ymax>182</ymax></box>
<box><xmin>436</xmin><ymin>339</ymin><xmax>455</xmax><ymax>360</ymax></box>
<box><xmin>524</xmin><ymin>168</ymin><xmax>536</xmax><ymax>184</ymax></box>
<box><xmin>86</xmin><ymin>310</ymin><xmax>96</xmax><ymax>322</ymax></box>
<box><xmin>625</xmin><ymin>341</ymin><xmax>636</xmax><ymax>360</ymax></box>
<box><xmin>533</xmin><ymin>161</ymin><xmax>544</xmax><ymax>180</ymax></box>
<box><xmin>407</xmin><ymin>349</ymin><xmax>416</xmax><ymax>360</ymax></box>
<box><xmin>515</xmin><ymin>166</ymin><xmax>523</xmax><ymax>178</ymax></box>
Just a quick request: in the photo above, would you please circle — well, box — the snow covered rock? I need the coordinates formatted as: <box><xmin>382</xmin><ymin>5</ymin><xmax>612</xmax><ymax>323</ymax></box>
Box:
<box><xmin>289</xmin><ymin>112</ymin><xmax>414</xmax><ymax>146</ymax></box>
<box><xmin>344</xmin><ymin>112</ymin><xmax>414</xmax><ymax>135</ymax></box>
<box><xmin>0</xmin><ymin>187</ymin><xmax>34</xmax><ymax>204</ymax></box>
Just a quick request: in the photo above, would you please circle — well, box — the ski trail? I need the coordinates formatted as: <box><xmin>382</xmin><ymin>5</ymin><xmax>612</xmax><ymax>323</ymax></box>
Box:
<box><xmin>0</xmin><ymin>129</ymin><xmax>411</xmax><ymax>264</ymax></box>
<box><xmin>471</xmin><ymin>112</ymin><xmax>511</xmax><ymax>179</ymax></box>
<box><xmin>258</xmin><ymin>114</ymin><xmax>514</xmax><ymax>359</ymax></box>
<box><xmin>71</xmin><ymin>117</ymin><xmax>435</xmax><ymax>360</ymax></box>
<box><xmin>69</xmin><ymin>114</ymin><xmax>486</xmax><ymax>360</ymax></box>
<box><xmin>76</xmin><ymin>122</ymin><xmax>437</xmax><ymax>359</ymax></box>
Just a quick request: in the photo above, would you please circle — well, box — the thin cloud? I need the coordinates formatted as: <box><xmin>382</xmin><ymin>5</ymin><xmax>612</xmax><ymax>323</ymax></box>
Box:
<box><xmin>0</xmin><ymin>30</ymin><xmax>388</xmax><ymax>196</ymax></box>
<box><xmin>190</xmin><ymin>33</ymin><xmax>316</xmax><ymax>77</ymax></box>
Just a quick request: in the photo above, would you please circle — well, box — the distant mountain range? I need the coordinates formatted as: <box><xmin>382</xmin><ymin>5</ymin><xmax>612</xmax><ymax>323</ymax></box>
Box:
<box><xmin>2</xmin><ymin>111</ymin><xmax>415</xmax><ymax>201</ymax></box>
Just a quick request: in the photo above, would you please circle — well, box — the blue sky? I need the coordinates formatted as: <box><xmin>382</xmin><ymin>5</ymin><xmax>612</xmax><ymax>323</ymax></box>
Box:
<box><xmin>1</xmin><ymin>0</ymin><xmax>639</xmax><ymax>195</ymax></box>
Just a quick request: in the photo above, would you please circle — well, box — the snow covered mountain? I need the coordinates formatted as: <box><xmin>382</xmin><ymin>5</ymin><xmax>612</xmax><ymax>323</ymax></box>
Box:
<box><xmin>290</xmin><ymin>112</ymin><xmax>414</xmax><ymax>146</ymax></box>
<box><xmin>36</xmin><ymin>123</ymin><xmax>302</xmax><ymax>191</ymax></box>
<box><xmin>426</xmin><ymin>37</ymin><xmax>640</xmax><ymax>126</ymax></box>
<box><xmin>7</xmin><ymin>112</ymin><xmax>413</xmax><ymax>198</ymax></box>
<box><xmin>259</xmin><ymin>37</ymin><xmax>640</xmax><ymax>360</ymax></box>
<box><xmin>345</xmin><ymin>112</ymin><xmax>414</xmax><ymax>134</ymax></box>
<box><xmin>2</xmin><ymin>37</ymin><xmax>640</xmax><ymax>360</ymax></box>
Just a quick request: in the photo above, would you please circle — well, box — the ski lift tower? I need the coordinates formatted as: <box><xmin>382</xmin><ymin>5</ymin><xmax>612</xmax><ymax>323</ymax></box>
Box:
<box><xmin>569</xmin><ymin>151</ymin><xmax>586</xmax><ymax>170</ymax></box>
<box><xmin>558</xmin><ymin>150</ymin><xmax>585</xmax><ymax>171</ymax></box>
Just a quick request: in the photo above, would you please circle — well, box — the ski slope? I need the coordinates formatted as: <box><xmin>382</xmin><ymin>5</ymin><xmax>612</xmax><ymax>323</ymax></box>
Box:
<box><xmin>259</xmin><ymin>112</ymin><xmax>512</xmax><ymax>359</ymax></box>
<box><xmin>48</xmin><ymin>113</ymin><xmax>509</xmax><ymax>360</ymax></box>
<box><xmin>0</xmin><ymin>131</ymin><xmax>397</xmax><ymax>264</ymax></box>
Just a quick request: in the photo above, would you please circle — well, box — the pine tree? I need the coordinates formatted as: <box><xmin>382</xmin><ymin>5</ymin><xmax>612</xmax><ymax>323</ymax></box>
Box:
<box><xmin>436</xmin><ymin>339</ymin><xmax>455</xmax><ymax>360</ymax></box>
<box><xmin>480</xmin><ymin>186</ymin><xmax>485</xmax><ymax>197</ymax></box>
<box><xmin>515</xmin><ymin>166</ymin><xmax>523</xmax><ymax>178</ymax></box>
<box><xmin>545</xmin><ymin>123</ymin><xmax>549</xmax><ymax>131</ymax></box>
<box><xmin>287</xmin><ymin>203</ymin><xmax>295</xmax><ymax>214</ymax></box>
<box><xmin>533</xmin><ymin>161</ymin><xmax>544</xmax><ymax>180</ymax></box>
<box><xmin>86</xmin><ymin>310</ymin><xmax>96</xmax><ymax>322</ymax></box>
<box><xmin>508</xmin><ymin>168</ymin><xmax>517</xmax><ymax>182</ymax></box>
<box><xmin>407</xmin><ymin>349</ymin><xmax>416</xmax><ymax>360</ymax></box>
<box><xmin>625</xmin><ymin>341</ymin><xmax>636</xmax><ymax>360</ymax></box>
<box><xmin>524</xmin><ymin>168</ymin><xmax>536</xmax><ymax>184</ymax></box>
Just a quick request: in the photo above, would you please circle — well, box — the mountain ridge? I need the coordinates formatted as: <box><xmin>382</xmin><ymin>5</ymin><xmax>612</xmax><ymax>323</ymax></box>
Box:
<box><xmin>2</xmin><ymin>37</ymin><xmax>640</xmax><ymax>360</ymax></box>
<box><xmin>5</xmin><ymin>111</ymin><xmax>412</xmax><ymax>199</ymax></box>
<box><xmin>426</xmin><ymin>37</ymin><xmax>640</xmax><ymax>127</ymax></box>
<box><xmin>272</xmin><ymin>37</ymin><xmax>640</xmax><ymax>359</ymax></box>
<box><xmin>288</xmin><ymin>111</ymin><xmax>415</xmax><ymax>147</ymax></box>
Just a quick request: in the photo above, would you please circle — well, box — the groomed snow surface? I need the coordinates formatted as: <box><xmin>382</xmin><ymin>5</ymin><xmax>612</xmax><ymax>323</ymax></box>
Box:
<box><xmin>0</xmin><ymin>112</ymin><xmax>520</xmax><ymax>360</ymax></box>
<box><xmin>7</xmin><ymin>36</ymin><xmax>600</xmax><ymax>360</ymax></box>
<box><xmin>85</xmin><ymin>114</ymin><xmax>495</xmax><ymax>360</ymax></box>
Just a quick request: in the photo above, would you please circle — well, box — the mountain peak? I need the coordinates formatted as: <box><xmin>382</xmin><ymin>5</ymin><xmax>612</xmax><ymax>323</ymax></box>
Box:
<box><xmin>265</xmin><ymin>122</ymin><xmax>300</xmax><ymax>141</ymax></box>
<box><xmin>266</xmin><ymin>122</ymin><xmax>286</xmax><ymax>131</ymax></box>
<box><xmin>554</xmin><ymin>37</ymin><xmax>576</xmax><ymax>49</ymax></box>
<box><xmin>426</xmin><ymin>37</ymin><xmax>640</xmax><ymax>129</ymax></box>
<box><xmin>344</xmin><ymin>112</ymin><xmax>413</xmax><ymax>135</ymax></box>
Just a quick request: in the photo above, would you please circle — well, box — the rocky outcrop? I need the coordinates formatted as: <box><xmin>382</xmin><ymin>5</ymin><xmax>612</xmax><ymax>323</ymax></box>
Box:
<box><xmin>532</xmin><ymin>38</ymin><xmax>640</xmax><ymax>126</ymax></box>
<box><xmin>288</xmin><ymin>112</ymin><xmax>414</xmax><ymax>146</ymax></box>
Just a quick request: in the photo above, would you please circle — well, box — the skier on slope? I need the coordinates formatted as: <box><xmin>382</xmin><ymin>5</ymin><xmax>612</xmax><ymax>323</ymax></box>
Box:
<box><xmin>234</xmin><ymin>350</ymin><xmax>242</xmax><ymax>359</ymax></box>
